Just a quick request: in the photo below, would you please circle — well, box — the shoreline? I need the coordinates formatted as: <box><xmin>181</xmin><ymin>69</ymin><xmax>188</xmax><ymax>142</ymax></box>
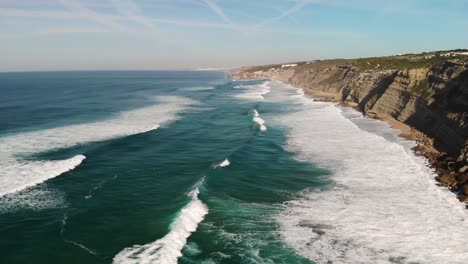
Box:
<box><xmin>301</xmin><ymin>86</ymin><xmax>424</xmax><ymax>140</ymax></box>
<box><xmin>294</xmin><ymin>81</ymin><xmax>466</xmax><ymax>207</ymax></box>
<box><xmin>236</xmin><ymin>74</ymin><xmax>467</xmax><ymax>207</ymax></box>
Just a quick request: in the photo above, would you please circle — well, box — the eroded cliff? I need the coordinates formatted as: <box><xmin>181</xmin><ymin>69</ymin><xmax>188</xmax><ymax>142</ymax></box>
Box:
<box><xmin>233</xmin><ymin>51</ymin><xmax>468</xmax><ymax>203</ymax></box>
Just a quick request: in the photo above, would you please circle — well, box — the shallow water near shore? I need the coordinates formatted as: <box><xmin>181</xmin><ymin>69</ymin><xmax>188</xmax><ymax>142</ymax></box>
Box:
<box><xmin>0</xmin><ymin>71</ymin><xmax>466</xmax><ymax>264</ymax></box>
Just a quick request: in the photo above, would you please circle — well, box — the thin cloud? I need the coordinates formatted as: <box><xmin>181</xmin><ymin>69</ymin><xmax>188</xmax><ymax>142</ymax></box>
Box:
<box><xmin>0</xmin><ymin>4</ymin><xmax>230</xmax><ymax>35</ymax></box>
<box><xmin>111</xmin><ymin>0</ymin><xmax>157</xmax><ymax>29</ymax></box>
<box><xmin>201</xmin><ymin>0</ymin><xmax>241</xmax><ymax>32</ymax></box>
<box><xmin>253</xmin><ymin>0</ymin><xmax>313</xmax><ymax>30</ymax></box>
<box><xmin>58</xmin><ymin>0</ymin><xmax>125</xmax><ymax>31</ymax></box>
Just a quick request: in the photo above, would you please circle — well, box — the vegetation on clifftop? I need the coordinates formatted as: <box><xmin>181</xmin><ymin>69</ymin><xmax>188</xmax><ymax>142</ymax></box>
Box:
<box><xmin>240</xmin><ymin>49</ymin><xmax>468</xmax><ymax>74</ymax></box>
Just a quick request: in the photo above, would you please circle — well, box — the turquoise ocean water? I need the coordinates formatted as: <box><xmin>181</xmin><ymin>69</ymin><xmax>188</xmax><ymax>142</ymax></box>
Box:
<box><xmin>1</xmin><ymin>71</ymin><xmax>467</xmax><ymax>264</ymax></box>
<box><xmin>0</xmin><ymin>71</ymin><xmax>325</xmax><ymax>263</ymax></box>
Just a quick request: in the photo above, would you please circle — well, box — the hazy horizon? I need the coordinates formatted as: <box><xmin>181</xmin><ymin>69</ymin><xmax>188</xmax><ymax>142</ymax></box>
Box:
<box><xmin>1</xmin><ymin>0</ymin><xmax>468</xmax><ymax>72</ymax></box>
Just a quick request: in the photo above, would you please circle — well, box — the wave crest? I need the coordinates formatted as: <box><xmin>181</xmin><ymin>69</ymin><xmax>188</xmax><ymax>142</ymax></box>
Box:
<box><xmin>0</xmin><ymin>96</ymin><xmax>196</xmax><ymax>197</ymax></box>
<box><xmin>113</xmin><ymin>179</ymin><xmax>208</xmax><ymax>264</ymax></box>
<box><xmin>250</xmin><ymin>109</ymin><xmax>267</xmax><ymax>131</ymax></box>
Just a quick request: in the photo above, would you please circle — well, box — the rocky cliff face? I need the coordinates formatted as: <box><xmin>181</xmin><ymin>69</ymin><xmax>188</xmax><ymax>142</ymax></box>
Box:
<box><xmin>233</xmin><ymin>54</ymin><xmax>468</xmax><ymax>203</ymax></box>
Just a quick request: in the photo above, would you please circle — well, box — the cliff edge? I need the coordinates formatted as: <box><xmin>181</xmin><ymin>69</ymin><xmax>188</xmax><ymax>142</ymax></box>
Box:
<box><xmin>233</xmin><ymin>50</ymin><xmax>468</xmax><ymax>204</ymax></box>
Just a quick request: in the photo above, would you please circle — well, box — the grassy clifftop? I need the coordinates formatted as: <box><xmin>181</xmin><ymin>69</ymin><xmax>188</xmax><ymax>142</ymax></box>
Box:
<box><xmin>241</xmin><ymin>49</ymin><xmax>468</xmax><ymax>73</ymax></box>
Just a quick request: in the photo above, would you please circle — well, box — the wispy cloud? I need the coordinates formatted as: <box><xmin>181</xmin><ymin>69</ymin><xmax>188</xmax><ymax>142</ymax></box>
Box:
<box><xmin>201</xmin><ymin>0</ymin><xmax>241</xmax><ymax>32</ymax></box>
<box><xmin>58</xmin><ymin>0</ymin><xmax>125</xmax><ymax>31</ymax></box>
<box><xmin>111</xmin><ymin>0</ymin><xmax>157</xmax><ymax>29</ymax></box>
<box><xmin>2</xmin><ymin>0</ymin><xmax>464</xmax><ymax>37</ymax></box>
<box><xmin>253</xmin><ymin>0</ymin><xmax>313</xmax><ymax>30</ymax></box>
<box><xmin>0</xmin><ymin>0</ymin><xmax>230</xmax><ymax>35</ymax></box>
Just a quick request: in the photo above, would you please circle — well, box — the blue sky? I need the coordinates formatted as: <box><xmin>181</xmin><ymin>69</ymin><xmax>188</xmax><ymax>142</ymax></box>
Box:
<box><xmin>1</xmin><ymin>0</ymin><xmax>467</xmax><ymax>71</ymax></box>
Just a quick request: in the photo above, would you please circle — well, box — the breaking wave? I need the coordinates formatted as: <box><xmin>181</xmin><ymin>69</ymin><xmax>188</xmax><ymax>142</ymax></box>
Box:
<box><xmin>217</xmin><ymin>159</ymin><xmax>230</xmax><ymax>168</ymax></box>
<box><xmin>113</xmin><ymin>179</ymin><xmax>208</xmax><ymax>264</ymax></box>
<box><xmin>0</xmin><ymin>96</ymin><xmax>196</xmax><ymax>197</ymax></box>
<box><xmin>234</xmin><ymin>81</ymin><xmax>271</xmax><ymax>101</ymax></box>
<box><xmin>180</xmin><ymin>86</ymin><xmax>215</xmax><ymax>91</ymax></box>
<box><xmin>250</xmin><ymin>109</ymin><xmax>267</xmax><ymax>132</ymax></box>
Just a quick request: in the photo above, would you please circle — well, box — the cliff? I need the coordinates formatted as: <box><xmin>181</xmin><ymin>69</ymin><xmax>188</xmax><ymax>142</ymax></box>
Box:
<box><xmin>233</xmin><ymin>50</ymin><xmax>468</xmax><ymax>204</ymax></box>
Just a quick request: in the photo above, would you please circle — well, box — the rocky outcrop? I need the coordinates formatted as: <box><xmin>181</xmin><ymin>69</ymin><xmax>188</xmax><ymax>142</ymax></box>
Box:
<box><xmin>233</xmin><ymin>54</ymin><xmax>468</xmax><ymax>204</ymax></box>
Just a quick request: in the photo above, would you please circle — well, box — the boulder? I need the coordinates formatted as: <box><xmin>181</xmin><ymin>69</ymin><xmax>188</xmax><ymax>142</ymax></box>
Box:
<box><xmin>459</xmin><ymin>165</ymin><xmax>468</xmax><ymax>174</ymax></box>
<box><xmin>437</xmin><ymin>173</ymin><xmax>457</xmax><ymax>187</ymax></box>
<box><xmin>462</xmin><ymin>183</ymin><xmax>468</xmax><ymax>196</ymax></box>
<box><xmin>457</xmin><ymin>194</ymin><xmax>468</xmax><ymax>203</ymax></box>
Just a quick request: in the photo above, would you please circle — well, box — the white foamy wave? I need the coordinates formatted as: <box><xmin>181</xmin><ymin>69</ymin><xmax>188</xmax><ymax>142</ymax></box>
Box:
<box><xmin>217</xmin><ymin>159</ymin><xmax>230</xmax><ymax>168</ymax></box>
<box><xmin>0</xmin><ymin>155</ymin><xmax>86</xmax><ymax>197</ymax></box>
<box><xmin>0</xmin><ymin>186</ymin><xmax>67</xmax><ymax>213</ymax></box>
<box><xmin>234</xmin><ymin>81</ymin><xmax>271</xmax><ymax>101</ymax></box>
<box><xmin>250</xmin><ymin>109</ymin><xmax>267</xmax><ymax>131</ymax></box>
<box><xmin>267</xmin><ymin>81</ymin><xmax>468</xmax><ymax>264</ymax></box>
<box><xmin>180</xmin><ymin>86</ymin><xmax>215</xmax><ymax>91</ymax></box>
<box><xmin>0</xmin><ymin>96</ymin><xmax>196</xmax><ymax>197</ymax></box>
<box><xmin>113</xmin><ymin>180</ymin><xmax>208</xmax><ymax>264</ymax></box>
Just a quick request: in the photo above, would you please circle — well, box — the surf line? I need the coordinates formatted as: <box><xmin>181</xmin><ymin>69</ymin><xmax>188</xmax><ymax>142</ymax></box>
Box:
<box><xmin>113</xmin><ymin>178</ymin><xmax>208</xmax><ymax>264</ymax></box>
<box><xmin>250</xmin><ymin>109</ymin><xmax>267</xmax><ymax>132</ymax></box>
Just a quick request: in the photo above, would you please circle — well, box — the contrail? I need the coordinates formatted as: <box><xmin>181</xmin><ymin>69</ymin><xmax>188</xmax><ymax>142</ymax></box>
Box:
<box><xmin>201</xmin><ymin>0</ymin><xmax>241</xmax><ymax>32</ymax></box>
<box><xmin>111</xmin><ymin>0</ymin><xmax>157</xmax><ymax>29</ymax></box>
<box><xmin>253</xmin><ymin>0</ymin><xmax>315</xmax><ymax>30</ymax></box>
<box><xmin>58</xmin><ymin>0</ymin><xmax>125</xmax><ymax>31</ymax></box>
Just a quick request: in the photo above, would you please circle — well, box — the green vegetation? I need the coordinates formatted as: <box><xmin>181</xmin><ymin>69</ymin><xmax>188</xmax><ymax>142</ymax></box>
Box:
<box><xmin>351</xmin><ymin>56</ymin><xmax>449</xmax><ymax>71</ymax></box>
<box><xmin>240</xmin><ymin>49</ymin><xmax>468</xmax><ymax>75</ymax></box>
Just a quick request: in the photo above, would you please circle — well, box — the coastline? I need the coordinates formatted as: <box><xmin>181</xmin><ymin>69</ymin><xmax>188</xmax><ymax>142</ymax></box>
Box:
<box><xmin>232</xmin><ymin>72</ymin><xmax>467</xmax><ymax>207</ymax></box>
<box><xmin>302</xmin><ymin>88</ymin><xmax>415</xmax><ymax>139</ymax></box>
<box><xmin>300</xmin><ymin>85</ymin><xmax>437</xmax><ymax>152</ymax></box>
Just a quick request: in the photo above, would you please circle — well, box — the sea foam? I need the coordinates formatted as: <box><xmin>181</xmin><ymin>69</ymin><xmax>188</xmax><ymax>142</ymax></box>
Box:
<box><xmin>217</xmin><ymin>159</ymin><xmax>230</xmax><ymax>168</ymax></box>
<box><xmin>250</xmin><ymin>109</ymin><xmax>267</xmax><ymax>131</ymax></box>
<box><xmin>0</xmin><ymin>96</ymin><xmax>196</xmax><ymax>198</ymax></box>
<box><xmin>113</xmin><ymin>179</ymin><xmax>208</xmax><ymax>264</ymax></box>
<box><xmin>234</xmin><ymin>81</ymin><xmax>271</xmax><ymax>101</ymax></box>
<box><xmin>180</xmin><ymin>86</ymin><xmax>215</xmax><ymax>91</ymax></box>
<box><xmin>267</xmin><ymin>81</ymin><xmax>468</xmax><ymax>264</ymax></box>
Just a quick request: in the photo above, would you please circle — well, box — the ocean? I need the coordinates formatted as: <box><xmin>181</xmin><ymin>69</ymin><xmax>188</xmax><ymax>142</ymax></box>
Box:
<box><xmin>0</xmin><ymin>71</ymin><xmax>467</xmax><ymax>264</ymax></box>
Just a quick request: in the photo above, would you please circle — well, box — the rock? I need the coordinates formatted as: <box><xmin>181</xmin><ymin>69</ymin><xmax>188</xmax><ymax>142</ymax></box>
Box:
<box><xmin>458</xmin><ymin>194</ymin><xmax>468</xmax><ymax>203</ymax></box>
<box><xmin>456</xmin><ymin>173</ymin><xmax>468</xmax><ymax>182</ymax></box>
<box><xmin>462</xmin><ymin>183</ymin><xmax>468</xmax><ymax>196</ymax></box>
<box><xmin>459</xmin><ymin>165</ymin><xmax>468</xmax><ymax>174</ymax></box>
<box><xmin>438</xmin><ymin>173</ymin><xmax>457</xmax><ymax>187</ymax></box>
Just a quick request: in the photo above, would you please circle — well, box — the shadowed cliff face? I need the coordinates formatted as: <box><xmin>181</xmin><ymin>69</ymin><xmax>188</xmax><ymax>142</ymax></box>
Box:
<box><xmin>233</xmin><ymin>54</ymin><xmax>468</xmax><ymax>203</ymax></box>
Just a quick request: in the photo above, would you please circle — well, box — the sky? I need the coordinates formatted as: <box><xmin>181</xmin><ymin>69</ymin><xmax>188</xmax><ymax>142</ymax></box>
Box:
<box><xmin>0</xmin><ymin>0</ymin><xmax>468</xmax><ymax>71</ymax></box>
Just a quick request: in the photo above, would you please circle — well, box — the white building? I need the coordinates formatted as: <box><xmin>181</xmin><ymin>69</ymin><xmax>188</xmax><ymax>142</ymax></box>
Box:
<box><xmin>281</xmin><ymin>64</ymin><xmax>298</xmax><ymax>68</ymax></box>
